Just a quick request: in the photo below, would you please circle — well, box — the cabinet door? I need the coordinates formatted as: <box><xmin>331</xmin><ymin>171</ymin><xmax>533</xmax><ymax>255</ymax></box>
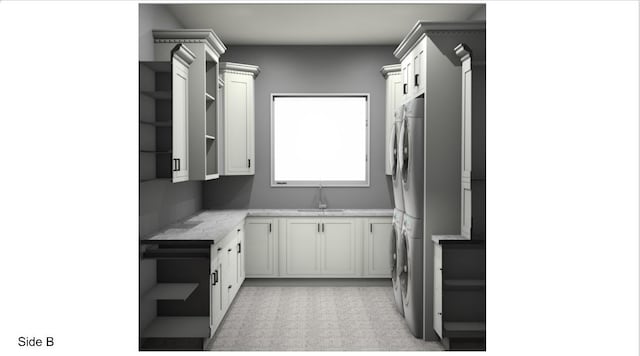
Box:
<box><xmin>364</xmin><ymin>218</ymin><xmax>393</xmax><ymax>277</ymax></box>
<box><xmin>210</xmin><ymin>250</ymin><xmax>223</xmax><ymax>336</ymax></box>
<box><xmin>225</xmin><ymin>238</ymin><xmax>238</xmax><ymax>302</ymax></box>
<box><xmin>283</xmin><ymin>219</ymin><xmax>320</xmax><ymax>276</ymax></box>
<box><xmin>433</xmin><ymin>244</ymin><xmax>443</xmax><ymax>338</ymax></box>
<box><xmin>385</xmin><ymin>72</ymin><xmax>403</xmax><ymax>175</ymax></box>
<box><xmin>412</xmin><ymin>39</ymin><xmax>427</xmax><ymax>94</ymax></box>
<box><xmin>459</xmin><ymin>47</ymin><xmax>473</xmax><ymax>238</ymax></box>
<box><xmin>245</xmin><ymin>218</ymin><xmax>278</xmax><ymax>277</ymax></box>
<box><xmin>223</xmin><ymin>72</ymin><xmax>254</xmax><ymax>175</ymax></box>
<box><xmin>236</xmin><ymin>224</ymin><xmax>245</xmax><ymax>285</ymax></box>
<box><xmin>321</xmin><ymin>219</ymin><xmax>357</xmax><ymax>276</ymax></box>
<box><xmin>172</xmin><ymin>53</ymin><xmax>190</xmax><ymax>182</ymax></box>
<box><xmin>401</xmin><ymin>61</ymin><xmax>409</xmax><ymax>101</ymax></box>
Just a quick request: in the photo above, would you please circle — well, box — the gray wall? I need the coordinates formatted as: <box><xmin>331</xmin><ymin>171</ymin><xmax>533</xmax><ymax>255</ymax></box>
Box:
<box><xmin>139</xmin><ymin>4</ymin><xmax>184</xmax><ymax>61</ymax></box>
<box><xmin>204</xmin><ymin>46</ymin><xmax>397</xmax><ymax>209</ymax></box>
<box><xmin>467</xmin><ymin>5</ymin><xmax>486</xmax><ymax>21</ymax></box>
<box><xmin>139</xmin><ymin>4</ymin><xmax>201</xmax><ymax>239</ymax></box>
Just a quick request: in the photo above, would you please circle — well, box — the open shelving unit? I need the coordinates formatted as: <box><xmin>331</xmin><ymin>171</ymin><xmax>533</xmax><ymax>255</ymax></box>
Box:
<box><xmin>139</xmin><ymin>61</ymin><xmax>173</xmax><ymax>183</ymax></box>
<box><xmin>139</xmin><ymin>240</ymin><xmax>213</xmax><ymax>350</ymax></box>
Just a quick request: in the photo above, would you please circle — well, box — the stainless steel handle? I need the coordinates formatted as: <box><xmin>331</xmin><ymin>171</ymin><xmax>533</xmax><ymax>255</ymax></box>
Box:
<box><xmin>269</xmin><ymin>223</ymin><xmax>272</xmax><ymax>233</ymax></box>
<box><xmin>248</xmin><ymin>159</ymin><xmax>251</xmax><ymax>168</ymax></box>
<box><xmin>403</xmin><ymin>83</ymin><xmax>408</xmax><ymax>94</ymax></box>
<box><xmin>317</xmin><ymin>223</ymin><xmax>320</xmax><ymax>233</ymax></box>
<box><xmin>370</xmin><ymin>223</ymin><xmax>373</xmax><ymax>233</ymax></box>
<box><xmin>322</xmin><ymin>223</ymin><xmax>324</xmax><ymax>232</ymax></box>
<box><xmin>414</xmin><ymin>74</ymin><xmax>419</xmax><ymax>86</ymax></box>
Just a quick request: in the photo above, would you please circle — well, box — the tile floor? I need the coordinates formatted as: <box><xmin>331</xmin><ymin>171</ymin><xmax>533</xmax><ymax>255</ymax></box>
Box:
<box><xmin>209</xmin><ymin>286</ymin><xmax>445</xmax><ymax>351</ymax></box>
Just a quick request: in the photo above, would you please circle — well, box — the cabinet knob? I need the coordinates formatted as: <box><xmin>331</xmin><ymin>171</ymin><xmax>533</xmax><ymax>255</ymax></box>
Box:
<box><xmin>403</xmin><ymin>265</ymin><xmax>408</xmax><ymax>273</ymax></box>
<box><xmin>392</xmin><ymin>253</ymin><xmax>397</xmax><ymax>260</ymax></box>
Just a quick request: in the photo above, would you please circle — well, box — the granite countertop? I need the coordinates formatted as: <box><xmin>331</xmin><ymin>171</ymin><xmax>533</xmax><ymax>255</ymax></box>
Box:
<box><xmin>143</xmin><ymin>208</ymin><xmax>393</xmax><ymax>242</ymax></box>
<box><xmin>248</xmin><ymin>209</ymin><xmax>394</xmax><ymax>217</ymax></box>
<box><xmin>145</xmin><ymin>209</ymin><xmax>248</xmax><ymax>243</ymax></box>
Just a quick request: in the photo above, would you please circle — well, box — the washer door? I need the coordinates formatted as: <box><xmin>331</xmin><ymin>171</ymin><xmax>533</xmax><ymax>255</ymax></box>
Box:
<box><xmin>390</xmin><ymin>123</ymin><xmax>399</xmax><ymax>181</ymax></box>
<box><xmin>400</xmin><ymin>118</ymin><xmax>409</xmax><ymax>184</ymax></box>
<box><xmin>399</xmin><ymin>230</ymin><xmax>409</xmax><ymax>301</ymax></box>
<box><xmin>390</xmin><ymin>223</ymin><xmax>398</xmax><ymax>280</ymax></box>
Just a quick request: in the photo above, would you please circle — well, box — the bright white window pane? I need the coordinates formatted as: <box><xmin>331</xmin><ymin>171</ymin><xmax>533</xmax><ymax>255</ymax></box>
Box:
<box><xmin>273</xmin><ymin>96</ymin><xmax>368</xmax><ymax>184</ymax></box>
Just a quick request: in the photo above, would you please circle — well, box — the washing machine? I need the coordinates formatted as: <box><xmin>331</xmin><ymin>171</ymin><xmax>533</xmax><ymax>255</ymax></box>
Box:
<box><xmin>399</xmin><ymin>98</ymin><xmax>425</xmax><ymax>219</ymax></box>
<box><xmin>390</xmin><ymin>208</ymin><xmax>404</xmax><ymax>315</ymax></box>
<box><xmin>399</xmin><ymin>214</ymin><xmax>424</xmax><ymax>338</ymax></box>
<box><xmin>390</xmin><ymin>105</ymin><xmax>405</xmax><ymax>211</ymax></box>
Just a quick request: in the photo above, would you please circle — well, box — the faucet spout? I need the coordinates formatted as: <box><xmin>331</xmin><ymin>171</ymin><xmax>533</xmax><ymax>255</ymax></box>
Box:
<box><xmin>318</xmin><ymin>184</ymin><xmax>327</xmax><ymax>209</ymax></box>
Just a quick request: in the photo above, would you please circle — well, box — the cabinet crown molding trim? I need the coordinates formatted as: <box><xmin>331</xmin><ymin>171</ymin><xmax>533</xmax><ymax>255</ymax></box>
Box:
<box><xmin>380</xmin><ymin>64</ymin><xmax>401</xmax><ymax>78</ymax></box>
<box><xmin>153</xmin><ymin>29</ymin><xmax>227</xmax><ymax>57</ymax></box>
<box><xmin>220</xmin><ymin>62</ymin><xmax>261</xmax><ymax>77</ymax></box>
<box><xmin>393</xmin><ymin>21</ymin><xmax>485</xmax><ymax>60</ymax></box>
<box><xmin>172</xmin><ymin>44</ymin><xmax>196</xmax><ymax>66</ymax></box>
<box><xmin>454</xmin><ymin>43</ymin><xmax>471</xmax><ymax>62</ymax></box>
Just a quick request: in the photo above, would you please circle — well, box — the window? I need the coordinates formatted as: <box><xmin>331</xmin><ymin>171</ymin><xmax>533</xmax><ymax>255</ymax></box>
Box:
<box><xmin>271</xmin><ymin>94</ymin><xmax>369</xmax><ymax>187</ymax></box>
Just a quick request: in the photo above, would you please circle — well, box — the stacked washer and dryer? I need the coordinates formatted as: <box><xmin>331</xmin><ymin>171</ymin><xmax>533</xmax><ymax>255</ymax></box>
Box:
<box><xmin>389</xmin><ymin>98</ymin><xmax>425</xmax><ymax>338</ymax></box>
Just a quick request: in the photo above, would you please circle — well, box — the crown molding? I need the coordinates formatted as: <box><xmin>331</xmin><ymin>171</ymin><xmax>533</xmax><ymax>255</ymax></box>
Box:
<box><xmin>380</xmin><ymin>64</ymin><xmax>401</xmax><ymax>78</ymax></box>
<box><xmin>454</xmin><ymin>43</ymin><xmax>471</xmax><ymax>63</ymax></box>
<box><xmin>153</xmin><ymin>29</ymin><xmax>227</xmax><ymax>57</ymax></box>
<box><xmin>219</xmin><ymin>62</ymin><xmax>260</xmax><ymax>77</ymax></box>
<box><xmin>393</xmin><ymin>21</ymin><xmax>485</xmax><ymax>60</ymax></box>
<box><xmin>171</xmin><ymin>44</ymin><xmax>196</xmax><ymax>66</ymax></box>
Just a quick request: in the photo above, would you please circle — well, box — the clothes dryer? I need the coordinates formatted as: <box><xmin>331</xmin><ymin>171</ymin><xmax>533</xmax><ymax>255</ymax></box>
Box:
<box><xmin>399</xmin><ymin>213</ymin><xmax>424</xmax><ymax>338</ymax></box>
<box><xmin>391</xmin><ymin>208</ymin><xmax>404</xmax><ymax>315</ymax></box>
<box><xmin>399</xmin><ymin>98</ymin><xmax>425</xmax><ymax>219</ymax></box>
<box><xmin>390</xmin><ymin>105</ymin><xmax>405</xmax><ymax>211</ymax></box>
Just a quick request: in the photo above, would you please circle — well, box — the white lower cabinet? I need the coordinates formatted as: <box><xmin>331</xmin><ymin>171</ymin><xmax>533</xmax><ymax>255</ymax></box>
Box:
<box><xmin>281</xmin><ymin>218</ymin><xmax>359</xmax><ymax>277</ymax></box>
<box><xmin>282</xmin><ymin>219</ymin><xmax>321</xmax><ymax>276</ymax></box>
<box><xmin>363</xmin><ymin>218</ymin><xmax>393</xmax><ymax>277</ymax></box>
<box><xmin>433</xmin><ymin>243</ymin><xmax>443</xmax><ymax>339</ymax></box>
<box><xmin>321</xmin><ymin>219</ymin><xmax>358</xmax><ymax>276</ymax></box>
<box><xmin>209</xmin><ymin>221</ymin><xmax>245</xmax><ymax>336</ymax></box>
<box><xmin>245</xmin><ymin>218</ymin><xmax>278</xmax><ymax>277</ymax></box>
<box><xmin>209</xmin><ymin>252</ymin><xmax>223</xmax><ymax>336</ymax></box>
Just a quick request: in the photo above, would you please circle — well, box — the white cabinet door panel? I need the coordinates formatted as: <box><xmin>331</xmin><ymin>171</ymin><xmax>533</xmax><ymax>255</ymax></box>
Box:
<box><xmin>364</xmin><ymin>218</ymin><xmax>392</xmax><ymax>277</ymax></box>
<box><xmin>321</xmin><ymin>219</ymin><xmax>356</xmax><ymax>275</ymax></box>
<box><xmin>172</xmin><ymin>58</ymin><xmax>189</xmax><ymax>182</ymax></box>
<box><xmin>245</xmin><ymin>218</ymin><xmax>278</xmax><ymax>277</ymax></box>
<box><xmin>284</xmin><ymin>219</ymin><xmax>320</xmax><ymax>275</ymax></box>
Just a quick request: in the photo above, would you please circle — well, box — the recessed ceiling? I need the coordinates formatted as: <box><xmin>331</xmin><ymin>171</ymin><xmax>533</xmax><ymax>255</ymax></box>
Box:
<box><xmin>164</xmin><ymin>3</ymin><xmax>484</xmax><ymax>45</ymax></box>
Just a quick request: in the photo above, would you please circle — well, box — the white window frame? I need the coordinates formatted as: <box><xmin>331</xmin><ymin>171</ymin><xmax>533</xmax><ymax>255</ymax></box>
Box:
<box><xmin>270</xmin><ymin>93</ymin><xmax>370</xmax><ymax>187</ymax></box>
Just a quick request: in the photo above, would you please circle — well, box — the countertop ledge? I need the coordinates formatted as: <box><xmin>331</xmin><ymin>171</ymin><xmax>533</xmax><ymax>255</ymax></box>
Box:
<box><xmin>143</xmin><ymin>209</ymin><xmax>393</xmax><ymax>242</ymax></box>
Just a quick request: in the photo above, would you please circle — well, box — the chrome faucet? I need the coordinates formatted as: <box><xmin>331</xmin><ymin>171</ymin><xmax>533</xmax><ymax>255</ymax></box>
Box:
<box><xmin>318</xmin><ymin>184</ymin><xmax>327</xmax><ymax>210</ymax></box>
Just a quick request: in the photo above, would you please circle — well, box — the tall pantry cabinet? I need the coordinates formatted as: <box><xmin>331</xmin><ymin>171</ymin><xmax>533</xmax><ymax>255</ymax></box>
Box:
<box><xmin>153</xmin><ymin>29</ymin><xmax>227</xmax><ymax>181</ymax></box>
<box><xmin>392</xmin><ymin>21</ymin><xmax>486</xmax><ymax>343</ymax></box>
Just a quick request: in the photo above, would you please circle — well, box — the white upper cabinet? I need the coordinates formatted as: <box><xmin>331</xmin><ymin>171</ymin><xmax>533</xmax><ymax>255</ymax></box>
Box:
<box><xmin>219</xmin><ymin>62</ymin><xmax>260</xmax><ymax>176</ymax></box>
<box><xmin>170</xmin><ymin>45</ymin><xmax>195</xmax><ymax>182</ymax></box>
<box><xmin>381</xmin><ymin>64</ymin><xmax>403</xmax><ymax>176</ymax></box>
<box><xmin>153</xmin><ymin>29</ymin><xmax>227</xmax><ymax>181</ymax></box>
